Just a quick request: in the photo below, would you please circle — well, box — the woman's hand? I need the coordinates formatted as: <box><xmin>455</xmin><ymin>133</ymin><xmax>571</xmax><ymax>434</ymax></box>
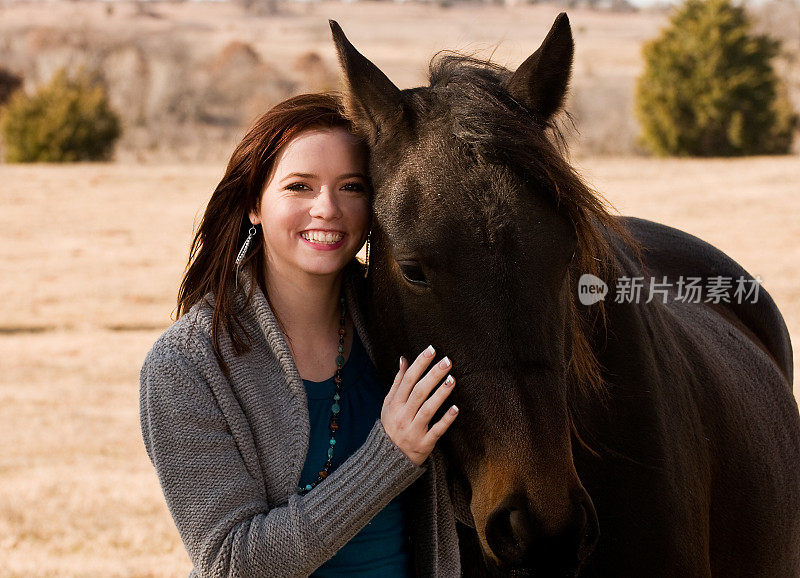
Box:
<box><xmin>380</xmin><ymin>345</ymin><xmax>459</xmax><ymax>466</ymax></box>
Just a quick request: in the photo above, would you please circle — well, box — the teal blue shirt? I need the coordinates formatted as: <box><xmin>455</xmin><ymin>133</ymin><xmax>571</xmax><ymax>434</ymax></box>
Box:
<box><xmin>301</xmin><ymin>331</ymin><xmax>413</xmax><ymax>577</ymax></box>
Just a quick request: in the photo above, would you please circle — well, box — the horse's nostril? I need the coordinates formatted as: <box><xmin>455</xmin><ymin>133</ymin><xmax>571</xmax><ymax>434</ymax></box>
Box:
<box><xmin>576</xmin><ymin>497</ymin><xmax>600</xmax><ymax>562</ymax></box>
<box><xmin>485</xmin><ymin>503</ymin><xmax>531</xmax><ymax>568</ymax></box>
<box><xmin>508</xmin><ymin>508</ymin><xmax>533</xmax><ymax>543</ymax></box>
<box><xmin>484</xmin><ymin>493</ymin><xmax>599</xmax><ymax>573</ymax></box>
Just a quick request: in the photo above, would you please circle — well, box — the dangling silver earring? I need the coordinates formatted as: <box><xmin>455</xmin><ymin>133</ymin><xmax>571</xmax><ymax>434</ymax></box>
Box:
<box><xmin>363</xmin><ymin>230</ymin><xmax>371</xmax><ymax>279</ymax></box>
<box><xmin>235</xmin><ymin>225</ymin><xmax>257</xmax><ymax>289</ymax></box>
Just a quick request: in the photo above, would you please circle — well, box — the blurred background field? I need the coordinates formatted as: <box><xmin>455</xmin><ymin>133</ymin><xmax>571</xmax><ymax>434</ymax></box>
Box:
<box><xmin>2</xmin><ymin>0</ymin><xmax>797</xmax><ymax>162</ymax></box>
<box><xmin>1</xmin><ymin>1</ymin><xmax>799</xmax><ymax>575</ymax></box>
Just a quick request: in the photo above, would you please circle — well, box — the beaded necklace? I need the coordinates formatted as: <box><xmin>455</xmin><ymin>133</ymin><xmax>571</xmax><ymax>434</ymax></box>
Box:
<box><xmin>298</xmin><ymin>294</ymin><xmax>346</xmax><ymax>495</ymax></box>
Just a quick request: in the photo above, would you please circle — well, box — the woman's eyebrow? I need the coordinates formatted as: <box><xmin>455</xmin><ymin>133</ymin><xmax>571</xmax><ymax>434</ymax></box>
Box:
<box><xmin>280</xmin><ymin>172</ymin><xmax>316</xmax><ymax>182</ymax></box>
<box><xmin>279</xmin><ymin>171</ymin><xmax>366</xmax><ymax>182</ymax></box>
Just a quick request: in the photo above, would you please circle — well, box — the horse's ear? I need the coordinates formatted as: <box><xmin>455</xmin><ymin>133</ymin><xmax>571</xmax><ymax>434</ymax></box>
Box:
<box><xmin>329</xmin><ymin>20</ymin><xmax>404</xmax><ymax>145</ymax></box>
<box><xmin>504</xmin><ymin>12</ymin><xmax>574</xmax><ymax>123</ymax></box>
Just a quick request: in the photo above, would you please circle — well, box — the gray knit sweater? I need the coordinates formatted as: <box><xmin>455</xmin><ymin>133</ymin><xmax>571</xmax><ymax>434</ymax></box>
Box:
<box><xmin>139</xmin><ymin>264</ymin><xmax>463</xmax><ymax>577</ymax></box>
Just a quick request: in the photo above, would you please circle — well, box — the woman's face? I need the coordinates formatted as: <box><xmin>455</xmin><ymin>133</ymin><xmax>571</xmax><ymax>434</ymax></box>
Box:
<box><xmin>250</xmin><ymin>126</ymin><xmax>370</xmax><ymax>282</ymax></box>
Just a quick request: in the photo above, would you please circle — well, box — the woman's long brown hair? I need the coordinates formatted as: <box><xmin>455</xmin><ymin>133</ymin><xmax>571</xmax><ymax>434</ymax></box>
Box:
<box><xmin>176</xmin><ymin>92</ymin><xmax>358</xmax><ymax>373</ymax></box>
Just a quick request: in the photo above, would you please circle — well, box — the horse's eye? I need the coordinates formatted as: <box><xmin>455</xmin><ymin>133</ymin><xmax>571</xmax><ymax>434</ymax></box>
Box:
<box><xmin>398</xmin><ymin>261</ymin><xmax>428</xmax><ymax>286</ymax></box>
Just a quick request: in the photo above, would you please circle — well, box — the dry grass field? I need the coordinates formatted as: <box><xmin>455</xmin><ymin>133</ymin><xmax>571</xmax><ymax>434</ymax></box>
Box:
<box><xmin>1</xmin><ymin>1</ymin><xmax>800</xmax><ymax>576</ymax></box>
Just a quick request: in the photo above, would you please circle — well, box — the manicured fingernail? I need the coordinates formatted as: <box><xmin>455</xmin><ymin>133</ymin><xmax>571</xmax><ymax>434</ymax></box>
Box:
<box><xmin>449</xmin><ymin>405</ymin><xmax>459</xmax><ymax>415</ymax></box>
<box><xmin>438</xmin><ymin>356</ymin><xmax>451</xmax><ymax>369</ymax></box>
<box><xmin>424</xmin><ymin>345</ymin><xmax>435</xmax><ymax>358</ymax></box>
<box><xmin>399</xmin><ymin>356</ymin><xmax>405</xmax><ymax>369</ymax></box>
<box><xmin>444</xmin><ymin>375</ymin><xmax>455</xmax><ymax>386</ymax></box>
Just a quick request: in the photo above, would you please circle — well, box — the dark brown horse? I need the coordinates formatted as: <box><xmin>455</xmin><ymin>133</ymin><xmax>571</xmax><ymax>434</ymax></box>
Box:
<box><xmin>330</xmin><ymin>14</ymin><xmax>800</xmax><ymax>576</ymax></box>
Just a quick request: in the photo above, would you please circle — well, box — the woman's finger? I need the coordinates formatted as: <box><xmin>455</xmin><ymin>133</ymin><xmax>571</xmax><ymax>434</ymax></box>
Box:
<box><xmin>395</xmin><ymin>345</ymin><xmax>436</xmax><ymax>403</ymax></box>
<box><xmin>384</xmin><ymin>356</ymin><xmax>407</xmax><ymax>406</ymax></box>
<box><xmin>425</xmin><ymin>404</ymin><xmax>459</xmax><ymax>442</ymax></box>
<box><xmin>413</xmin><ymin>374</ymin><xmax>455</xmax><ymax>426</ymax></box>
<box><xmin>405</xmin><ymin>355</ymin><xmax>452</xmax><ymax>414</ymax></box>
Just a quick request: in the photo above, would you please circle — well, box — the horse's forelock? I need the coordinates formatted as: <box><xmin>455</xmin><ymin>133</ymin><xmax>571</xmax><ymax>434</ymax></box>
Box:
<box><xmin>422</xmin><ymin>51</ymin><xmax>643</xmax><ymax>404</ymax></box>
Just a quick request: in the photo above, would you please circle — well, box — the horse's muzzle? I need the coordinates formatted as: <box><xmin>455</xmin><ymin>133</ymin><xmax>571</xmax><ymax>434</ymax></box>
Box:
<box><xmin>484</xmin><ymin>490</ymin><xmax>600</xmax><ymax>576</ymax></box>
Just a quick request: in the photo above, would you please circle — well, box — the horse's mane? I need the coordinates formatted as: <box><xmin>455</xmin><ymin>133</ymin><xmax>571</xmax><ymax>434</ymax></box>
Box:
<box><xmin>427</xmin><ymin>52</ymin><xmax>644</xmax><ymax>407</ymax></box>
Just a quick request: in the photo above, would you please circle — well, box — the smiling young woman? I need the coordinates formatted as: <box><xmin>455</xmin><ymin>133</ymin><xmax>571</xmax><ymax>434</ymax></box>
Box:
<box><xmin>139</xmin><ymin>93</ymin><xmax>463</xmax><ymax>577</ymax></box>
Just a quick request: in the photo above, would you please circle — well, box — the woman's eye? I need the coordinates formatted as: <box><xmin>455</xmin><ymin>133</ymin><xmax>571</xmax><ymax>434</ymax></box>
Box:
<box><xmin>398</xmin><ymin>261</ymin><xmax>428</xmax><ymax>286</ymax></box>
<box><xmin>342</xmin><ymin>182</ymin><xmax>366</xmax><ymax>193</ymax></box>
<box><xmin>286</xmin><ymin>183</ymin><xmax>312</xmax><ymax>192</ymax></box>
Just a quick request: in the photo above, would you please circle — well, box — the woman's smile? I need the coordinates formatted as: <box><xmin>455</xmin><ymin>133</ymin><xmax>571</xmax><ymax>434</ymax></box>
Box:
<box><xmin>300</xmin><ymin>229</ymin><xmax>346</xmax><ymax>250</ymax></box>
